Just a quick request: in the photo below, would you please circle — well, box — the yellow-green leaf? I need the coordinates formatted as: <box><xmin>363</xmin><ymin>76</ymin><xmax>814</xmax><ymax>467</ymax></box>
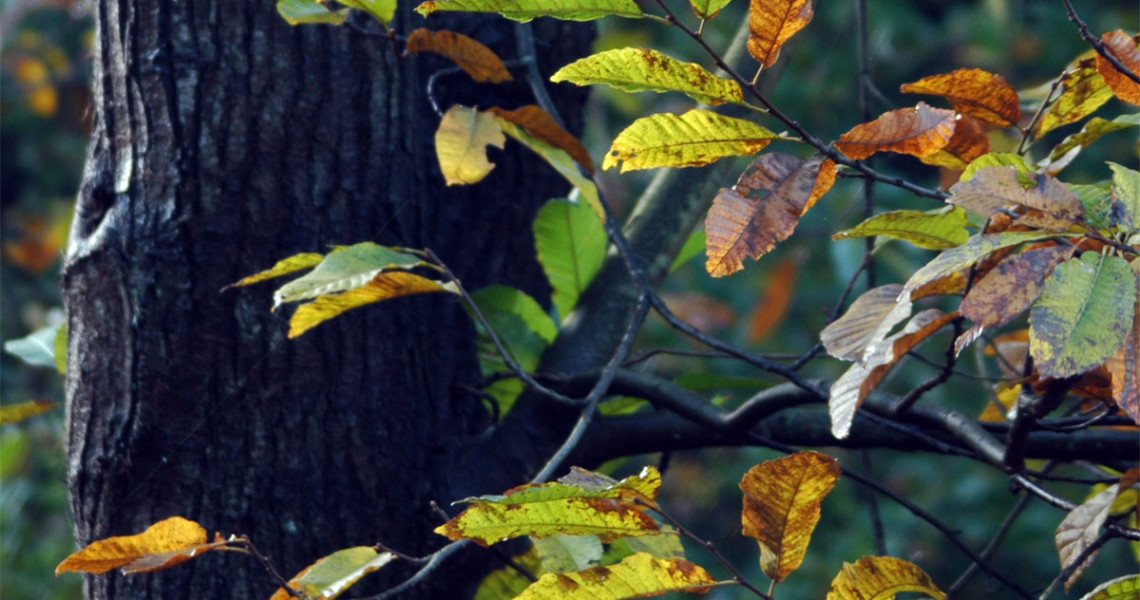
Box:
<box><xmin>534</xmin><ymin>198</ymin><xmax>606</xmax><ymax>320</ymax></box>
<box><xmin>1029</xmin><ymin>253</ymin><xmax>1137</xmax><ymax>378</ymax></box>
<box><xmin>415</xmin><ymin>0</ymin><xmax>644</xmax><ymax>21</ymax></box>
<box><xmin>960</xmin><ymin>152</ymin><xmax>1032</xmax><ymax>182</ymax></box>
<box><xmin>514</xmin><ymin>552</ymin><xmax>721</xmax><ymax>600</ymax></box>
<box><xmin>603</xmin><ymin>109</ymin><xmax>776</xmax><ymax>172</ymax></box>
<box><xmin>289</xmin><ymin>272</ymin><xmax>456</xmax><ymax>338</ymax></box>
<box><xmin>0</xmin><ymin>399</ymin><xmax>56</xmax><ymax>426</ymax></box>
<box><xmin>474</xmin><ymin>546</ymin><xmax>545</xmax><ymax>600</ymax></box>
<box><xmin>56</xmin><ymin>516</ymin><xmax>216</xmax><ymax>575</ymax></box>
<box><xmin>1109</xmin><ymin>161</ymin><xmax>1140</xmax><ymax>232</ymax></box>
<box><xmin>495</xmin><ymin>114</ymin><xmax>603</xmax><ymax>220</ymax></box>
<box><xmin>469</xmin><ymin>285</ymin><xmax>557</xmax><ymax>413</ymax></box>
<box><xmin>1049</xmin><ymin>114</ymin><xmax>1140</xmax><ymax>163</ymax></box>
<box><xmin>406</xmin><ymin>29</ymin><xmax>513</xmax><ymax>83</ymax></box>
<box><xmin>833</xmin><ymin>207</ymin><xmax>969</xmax><ymax>250</ymax></box>
<box><xmin>747</xmin><ymin>0</ymin><xmax>813</xmax><ymax>68</ymax></box>
<box><xmin>269</xmin><ymin>547</ymin><xmax>396</xmax><ymax>600</ymax></box>
<box><xmin>276</xmin><ymin>0</ymin><xmax>347</xmax><ymax>25</ymax></box>
<box><xmin>689</xmin><ymin>0</ymin><xmax>733</xmax><ymax>19</ymax></box>
<box><xmin>227</xmin><ymin>252</ymin><xmax>324</xmax><ymax>289</ymax></box>
<box><xmin>338</xmin><ymin>0</ymin><xmax>396</xmax><ymax>23</ymax></box>
<box><xmin>1079</xmin><ymin>574</ymin><xmax>1140</xmax><ymax>600</ymax></box>
<box><xmin>826</xmin><ymin>556</ymin><xmax>946</xmax><ymax>600</ymax></box>
<box><xmin>550</xmin><ymin>48</ymin><xmax>744</xmax><ymax>106</ymax></box>
<box><xmin>436</xmin><ymin>105</ymin><xmax>506</xmax><ymax>186</ymax></box>
<box><xmin>1036</xmin><ymin>58</ymin><xmax>1112</xmax><ymax>137</ymax></box>
<box><xmin>902</xmin><ymin>232</ymin><xmax>1060</xmax><ymax>298</ymax></box>
<box><xmin>740</xmin><ymin>451</ymin><xmax>839</xmax><ymax>582</ymax></box>
<box><xmin>273</xmin><ymin>243</ymin><xmax>425</xmax><ymax>308</ymax></box>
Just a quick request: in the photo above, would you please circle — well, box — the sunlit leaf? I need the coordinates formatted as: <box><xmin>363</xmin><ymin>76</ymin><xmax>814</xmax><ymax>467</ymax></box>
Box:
<box><xmin>0</xmin><ymin>399</ymin><xmax>56</xmax><ymax>426</ymax></box>
<box><xmin>490</xmin><ymin>105</ymin><xmax>593</xmax><ymax>175</ymax></box>
<box><xmin>338</xmin><ymin>0</ymin><xmax>396</xmax><ymax>23</ymax></box>
<box><xmin>689</xmin><ymin>0</ymin><xmax>733</xmax><ymax>19</ymax></box>
<box><xmin>747</xmin><ymin>0</ymin><xmax>813</xmax><ymax>68</ymax></box>
<box><xmin>1109</xmin><ymin>161</ymin><xmax>1140</xmax><ymax>232</ymax></box>
<box><xmin>550</xmin><ymin>48</ymin><xmax>744</xmax><ymax>106</ymax></box>
<box><xmin>415</xmin><ymin>0</ymin><xmax>644</xmax><ymax>21</ymax></box>
<box><xmin>1056</xmin><ymin>484</ymin><xmax>1118</xmax><ymax>591</ymax></box>
<box><xmin>833</xmin><ymin>206</ymin><xmax>969</xmax><ymax>250</ymax></box>
<box><xmin>474</xmin><ymin>546</ymin><xmax>545</xmax><ymax>600</ymax></box>
<box><xmin>900</xmin><ymin>68</ymin><xmax>1020</xmax><ymax>126</ymax></box>
<box><xmin>704</xmin><ymin>153</ymin><xmax>831</xmax><ymax>276</ymax></box>
<box><xmin>820</xmin><ymin>284</ymin><xmax>912</xmax><ymax>363</ymax></box>
<box><xmin>834</xmin><ymin>103</ymin><xmax>956</xmax><ymax>160</ymax></box>
<box><xmin>960</xmin><ymin>245</ymin><xmax>1068</xmax><ymax>332</ymax></box>
<box><xmin>406</xmin><ymin>29</ymin><xmax>513</xmax><ymax>83</ymax></box>
<box><xmin>917</xmin><ymin>115</ymin><xmax>990</xmax><ymax>171</ymax></box>
<box><xmin>1096</xmin><ymin>31</ymin><xmax>1140</xmax><ymax>106</ymax></box>
<box><xmin>436</xmin><ymin>105</ymin><xmax>506</xmax><ymax>186</ymax></box>
<box><xmin>747</xmin><ymin>256</ymin><xmax>798</xmax><ymax>343</ymax></box>
<box><xmin>269</xmin><ymin>547</ymin><xmax>397</xmax><ymax>600</ymax></box>
<box><xmin>495</xmin><ymin>114</ymin><xmax>603</xmax><ymax>220</ymax></box>
<box><xmin>1049</xmin><ymin>114</ymin><xmax>1140</xmax><ymax>163</ymax></box>
<box><xmin>4</xmin><ymin>322</ymin><xmax>63</xmax><ymax>369</ymax></box>
<box><xmin>534</xmin><ymin>199</ymin><xmax>606</xmax><ymax>320</ymax></box>
<box><xmin>276</xmin><ymin>0</ymin><xmax>347</xmax><ymax>25</ymax></box>
<box><xmin>227</xmin><ymin>253</ymin><xmax>323</xmax><ymax>289</ymax></box>
<box><xmin>273</xmin><ymin>243</ymin><xmax>425</xmax><ymax>308</ymax></box>
<box><xmin>603</xmin><ymin>109</ymin><xmax>777</xmax><ymax>172</ymax></box>
<box><xmin>56</xmin><ymin>517</ymin><xmax>218</xmax><ymax>575</ymax></box>
<box><xmin>825</xmin><ymin>556</ymin><xmax>946</xmax><ymax>600</ymax></box>
<box><xmin>740</xmin><ymin>451</ymin><xmax>838</xmax><ymax>582</ymax></box>
<box><xmin>902</xmin><ymin>232</ymin><xmax>1060</xmax><ymax>297</ymax></box>
<box><xmin>960</xmin><ymin>152</ymin><xmax>1032</xmax><ymax>182</ymax></box>
<box><xmin>289</xmin><ymin>272</ymin><xmax>456</xmax><ymax>338</ymax></box>
<box><xmin>514</xmin><ymin>553</ymin><xmax>720</xmax><ymax>600</ymax></box>
<box><xmin>949</xmin><ymin>166</ymin><xmax>1083</xmax><ymax>231</ymax></box>
<box><xmin>1079</xmin><ymin>574</ymin><xmax>1140</xmax><ymax>600</ymax></box>
<box><xmin>1030</xmin><ymin>253</ymin><xmax>1136</xmax><ymax>378</ymax></box>
<box><xmin>533</xmin><ymin>534</ymin><xmax>604</xmax><ymax>572</ymax></box>
<box><xmin>1036</xmin><ymin>58</ymin><xmax>1112</xmax><ymax>137</ymax></box>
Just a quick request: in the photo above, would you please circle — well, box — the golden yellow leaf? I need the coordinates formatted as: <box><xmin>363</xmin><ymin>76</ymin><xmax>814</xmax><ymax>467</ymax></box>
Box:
<box><xmin>834</xmin><ymin>103</ymin><xmax>957</xmax><ymax>160</ymax></box>
<box><xmin>900</xmin><ymin>68</ymin><xmax>1020</xmax><ymax>126</ymax></box>
<box><xmin>550</xmin><ymin>47</ymin><xmax>744</xmax><ymax>106</ymax></box>
<box><xmin>289</xmin><ymin>271</ymin><xmax>455</xmax><ymax>338</ymax></box>
<box><xmin>826</xmin><ymin>556</ymin><xmax>946</xmax><ymax>600</ymax></box>
<box><xmin>747</xmin><ymin>0</ymin><xmax>814</xmax><ymax>68</ymax></box>
<box><xmin>917</xmin><ymin>115</ymin><xmax>991</xmax><ymax>171</ymax></box>
<box><xmin>0</xmin><ymin>399</ymin><xmax>55</xmax><ymax>426</ymax></box>
<box><xmin>56</xmin><ymin>516</ymin><xmax>217</xmax><ymax>575</ymax></box>
<box><xmin>740</xmin><ymin>451</ymin><xmax>839</xmax><ymax>582</ymax></box>
<box><xmin>435</xmin><ymin>105</ymin><xmax>506</xmax><ymax>185</ymax></box>
<box><xmin>406</xmin><ymin>28</ymin><xmax>513</xmax><ymax>84</ymax></box>
<box><xmin>603</xmin><ymin>109</ymin><xmax>776</xmax><ymax>172</ymax></box>
<box><xmin>1096</xmin><ymin>31</ymin><xmax>1140</xmax><ymax>106</ymax></box>
<box><xmin>226</xmin><ymin>253</ymin><xmax>324</xmax><ymax>289</ymax></box>
<box><xmin>489</xmin><ymin>105</ymin><xmax>593</xmax><ymax>174</ymax></box>
<box><xmin>1036</xmin><ymin>58</ymin><xmax>1112</xmax><ymax>137</ymax></box>
<box><xmin>514</xmin><ymin>553</ymin><xmax>721</xmax><ymax>599</ymax></box>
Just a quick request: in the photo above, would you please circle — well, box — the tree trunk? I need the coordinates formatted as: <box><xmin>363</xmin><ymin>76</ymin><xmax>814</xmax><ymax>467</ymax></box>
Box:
<box><xmin>61</xmin><ymin>2</ymin><xmax>589</xmax><ymax>599</ymax></box>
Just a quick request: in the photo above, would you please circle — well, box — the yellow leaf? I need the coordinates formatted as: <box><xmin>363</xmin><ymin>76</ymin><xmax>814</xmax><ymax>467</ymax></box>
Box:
<box><xmin>826</xmin><ymin>555</ymin><xmax>946</xmax><ymax>600</ymax></box>
<box><xmin>740</xmin><ymin>451</ymin><xmax>839</xmax><ymax>582</ymax></box>
<box><xmin>1036</xmin><ymin>58</ymin><xmax>1112</xmax><ymax>137</ymax></box>
<box><xmin>835</xmin><ymin>103</ymin><xmax>957</xmax><ymax>160</ymax></box>
<box><xmin>514</xmin><ymin>552</ymin><xmax>721</xmax><ymax>599</ymax></box>
<box><xmin>406</xmin><ymin>28</ymin><xmax>513</xmax><ymax>84</ymax></box>
<box><xmin>226</xmin><ymin>253</ymin><xmax>324</xmax><ymax>289</ymax></box>
<box><xmin>900</xmin><ymin>68</ymin><xmax>1021</xmax><ymax>126</ymax></box>
<box><xmin>917</xmin><ymin>115</ymin><xmax>990</xmax><ymax>171</ymax></box>
<box><xmin>435</xmin><ymin>105</ymin><xmax>505</xmax><ymax>185</ymax></box>
<box><xmin>289</xmin><ymin>272</ymin><xmax>456</xmax><ymax>338</ymax></box>
<box><xmin>415</xmin><ymin>0</ymin><xmax>644</xmax><ymax>21</ymax></box>
<box><xmin>550</xmin><ymin>47</ymin><xmax>744</xmax><ymax>106</ymax></box>
<box><xmin>747</xmin><ymin>0</ymin><xmax>814</xmax><ymax>68</ymax></box>
<box><xmin>1079</xmin><ymin>574</ymin><xmax>1140</xmax><ymax>600</ymax></box>
<box><xmin>1095</xmin><ymin>31</ymin><xmax>1140</xmax><ymax>106</ymax></box>
<box><xmin>269</xmin><ymin>547</ymin><xmax>396</xmax><ymax>600</ymax></box>
<box><xmin>603</xmin><ymin>109</ymin><xmax>776</xmax><ymax>172</ymax></box>
<box><xmin>56</xmin><ymin>516</ymin><xmax>217</xmax><ymax>575</ymax></box>
<box><xmin>0</xmin><ymin>399</ymin><xmax>55</xmax><ymax>426</ymax></box>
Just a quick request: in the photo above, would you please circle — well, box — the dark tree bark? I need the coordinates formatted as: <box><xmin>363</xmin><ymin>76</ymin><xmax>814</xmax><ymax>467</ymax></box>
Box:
<box><xmin>61</xmin><ymin>2</ymin><xmax>590</xmax><ymax>599</ymax></box>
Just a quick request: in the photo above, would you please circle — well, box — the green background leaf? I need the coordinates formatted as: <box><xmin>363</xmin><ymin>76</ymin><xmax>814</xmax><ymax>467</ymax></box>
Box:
<box><xmin>534</xmin><ymin>199</ymin><xmax>606</xmax><ymax>321</ymax></box>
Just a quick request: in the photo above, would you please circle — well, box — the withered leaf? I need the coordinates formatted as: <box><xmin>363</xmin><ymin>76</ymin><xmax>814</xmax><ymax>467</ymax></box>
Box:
<box><xmin>900</xmin><ymin>68</ymin><xmax>1021</xmax><ymax>126</ymax></box>
<box><xmin>948</xmin><ymin>166</ymin><xmax>1084</xmax><ymax>231</ymax></box>
<box><xmin>406</xmin><ymin>28</ymin><xmax>513</xmax><ymax>83</ymax></box>
<box><xmin>1106</xmin><ymin>265</ymin><xmax>1140</xmax><ymax>424</ymax></box>
<box><xmin>820</xmin><ymin>284</ymin><xmax>912</xmax><ymax>363</ymax></box>
<box><xmin>1096</xmin><ymin>30</ymin><xmax>1140</xmax><ymax>106</ymax></box>
<box><xmin>834</xmin><ymin>102</ymin><xmax>957</xmax><ymax>160</ymax></box>
<box><xmin>747</xmin><ymin>0</ymin><xmax>814</xmax><ymax>68</ymax></box>
<box><xmin>960</xmin><ymin>245</ymin><xmax>1069</xmax><ymax>331</ymax></box>
<box><xmin>918</xmin><ymin>115</ymin><xmax>991</xmax><ymax>171</ymax></box>
<box><xmin>1056</xmin><ymin>484</ymin><xmax>1119</xmax><ymax>591</ymax></box>
<box><xmin>489</xmin><ymin>105</ymin><xmax>594</xmax><ymax>174</ymax></box>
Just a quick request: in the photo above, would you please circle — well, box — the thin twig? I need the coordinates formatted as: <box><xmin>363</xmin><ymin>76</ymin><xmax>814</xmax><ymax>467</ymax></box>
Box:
<box><xmin>1038</xmin><ymin>529</ymin><xmax>1114</xmax><ymax>599</ymax></box>
<box><xmin>238</xmin><ymin>536</ymin><xmax>302</xmax><ymax>598</ymax></box>
<box><xmin>1059</xmin><ymin>0</ymin><xmax>1140</xmax><ymax>85</ymax></box>
<box><xmin>947</xmin><ymin>487</ymin><xmax>1033</xmax><ymax>596</ymax></box>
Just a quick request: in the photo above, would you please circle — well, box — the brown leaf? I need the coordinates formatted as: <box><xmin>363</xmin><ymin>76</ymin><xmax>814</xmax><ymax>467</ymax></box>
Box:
<box><xmin>900</xmin><ymin>68</ymin><xmax>1021</xmax><ymax>126</ymax></box>
<box><xmin>918</xmin><ymin>115</ymin><xmax>991</xmax><ymax>171</ymax></box>
<box><xmin>948</xmin><ymin>166</ymin><xmax>1084</xmax><ymax>231</ymax></box>
<box><xmin>406</xmin><ymin>28</ymin><xmax>513</xmax><ymax>83</ymax></box>
<box><xmin>489</xmin><ymin>105</ymin><xmax>594</xmax><ymax>175</ymax></box>
<box><xmin>705</xmin><ymin>153</ymin><xmax>829</xmax><ymax>277</ymax></box>
<box><xmin>820</xmin><ymin>284</ymin><xmax>912</xmax><ymax>363</ymax></box>
<box><xmin>834</xmin><ymin>102</ymin><xmax>957</xmax><ymax>160</ymax></box>
<box><xmin>1096</xmin><ymin>30</ymin><xmax>1140</xmax><ymax>106</ymax></box>
<box><xmin>960</xmin><ymin>245</ymin><xmax>1069</xmax><ymax>331</ymax></box>
<box><xmin>740</xmin><ymin>452</ymin><xmax>839</xmax><ymax>582</ymax></box>
<box><xmin>747</xmin><ymin>0</ymin><xmax>814</xmax><ymax>68</ymax></box>
<box><xmin>1106</xmin><ymin>267</ymin><xmax>1140</xmax><ymax>424</ymax></box>
<box><xmin>747</xmin><ymin>255</ymin><xmax>799</xmax><ymax>343</ymax></box>
<box><xmin>56</xmin><ymin>517</ymin><xmax>219</xmax><ymax>575</ymax></box>
<box><xmin>1056</xmin><ymin>484</ymin><xmax>1118</xmax><ymax>591</ymax></box>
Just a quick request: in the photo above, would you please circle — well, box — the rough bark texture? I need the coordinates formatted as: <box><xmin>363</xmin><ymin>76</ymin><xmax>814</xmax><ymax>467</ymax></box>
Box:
<box><xmin>61</xmin><ymin>2</ymin><xmax>589</xmax><ymax>599</ymax></box>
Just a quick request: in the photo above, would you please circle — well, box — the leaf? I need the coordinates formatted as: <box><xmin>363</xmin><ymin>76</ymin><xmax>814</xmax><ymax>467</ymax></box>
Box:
<box><xmin>436</xmin><ymin>105</ymin><xmax>506</xmax><ymax>186</ymax></box>
<box><xmin>338</xmin><ymin>0</ymin><xmax>396</xmax><ymax>23</ymax></box>
<box><xmin>1096</xmin><ymin>31</ymin><xmax>1140</xmax><ymax>105</ymax></box>
<box><xmin>1030</xmin><ymin>253</ymin><xmax>1136</xmax><ymax>378</ymax></box>
<box><xmin>1049</xmin><ymin>114</ymin><xmax>1140</xmax><ymax>163</ymax></box>
<box><xmin>669</xmin><ymin>228</ymin><xmax>706</xmax><ymax>272</ymax></box>
<box><xmin>406</xmin><ymin>29</ymin><xmax>513</xmax><ymax>84</ymax></box>
<box><xmin>269</xmin><ymin>547</ymin><xmax>396</xmax><ymax>600</ymax></box>
<box><xmin>56</xmin><ymin>516</ymin><xmax>218</xmax><ymax>575</ymax></box>
<box><xmin>289</xmin><ymin>272</ymin><xmax>455</xmax><ymax>338</ymax></box>
<box><xmin>603</xmin><ymin>109</ymin><xmax>777</xmax><ymax>172</ymax></box>
<box><xmin>747</xmin><ymin>255</ymin><xmax>798</xmax><ymax>343</ymax></box>
<box><xmin>227</xmin><ymin>252</ymin><xmax>324</xmax><ymax>288</ymax></box>
<box><xmin>0</xmin><ymin>399</ymin><xmax>56</xmax><ymax>426</ymax></box>
<box><xmin>490</xmin><ymin>106</ymin><xmax>593</xmax><ymax>175</ymax></box>
<box><xmin>948</xmin><ymin>166</ymin><xmax>1084</xmax><ymax>231</ymax></box>
<box><xmin>960</xmin><ymin>152</ymin><xmax>1032</xmax><ymax>182</ymax></box>
<box><xmin>273</xmin><ymin>243</ymin><xmax>425</xmax><ymax>308</ymax></box>
<box><xmin>747</xmin><ymin>0</ymin><xmax>814</xmax><ymax>68</ymax></box>
<box><xmin>474</xmin><ymin>546</ymin><xmax>545</xmax><ymax>600</ymax></box>
<box><xmin>903</xmin><ymin>232</ymin><xmax>1060</xmax><ymax>297</ymax></box>
<box><xmin>603</xmin><ymin>527</ymin><xmax>686</xmax><ymax>563</ymax></box>
<box><xmin>1056</xmin><ymin>484</ymin><xmax>1118</xmax><ymax>591</ymax></box>
<box><xmin>704</xmin><ymin>153</ymin><xmax>831</xmax><ymax>276</ymax></box>
<box><xmin>514</xmin><ymin>552</ymin><xmax>720</xmax><ymax>600</ymax></box>
<box><xmin>1036</xmin><ymin>58</ymin><xmax>1112</xmax><ymax>137</ymax></box>
<box><xmin>1070</xmin><ymin>183</ymin><xmax>1117</xmax><ymax>230</ymax></box>
<box><xmin>533</xmin><ymin>198</ymin><xmax>606</xmax><ymax>320</ymax></box>
<box><xmin>1106</xmin><ymin>265</ymin><xmax>1139</xmax><ymax>423</ymax></box>
<box><xmin>551</xmin><ymin>48</ymin><xmax>744</xmax><ymax>106</ymax></box>
<box><xmin>820</xmin><ymin>284</ymin><xmax>912</xmax><ymax>363</ymax></box>
<box><xmin>916</xmin><ymin>115</ymin><xmax>991</xmax><ymax>171</ymax></box>
<box><xmin>834</xmin><ymin>102</ymin><xmax>957</xmax><ymax>160</ymax></box>
<box><xmin>276</xmin><ymin>0</ymin><xmax>347</xmax><ymax>25</ymax></box>
<box><xmin>1109</xmin><ymin>161</ymin><xmax>1140</xmax><ymax>232</ymax></box>
<box><xmin>533</xmin><ymin>534</ymin><xmax>604</xmax><ymax>572</ymax></box>
<box><xmin>825</xmin><ymin>556</ymin><xmax>946</xmax><ymax>600</ymax></box>
<box><xmin>1079</xmin><ymin>574</ymin><xmax>1140</xmax><ymax>600</ymax></box>
<box><xmin>469</xmin><ymin>285</ymin><xmax>557</xmax><ymax>412</ymax></box>
<box><xmin>900</xmin><ymin>68</ymin><xmax>1021</xmax><ymax>126</ymax></box>
<box><xmin>739</xmin><ymin>451</ymin><xmax>839</xmax><ymax>582</ymax></box>
<box><xmin>833</xmin><ymin>206</ymin><xmax>969</xmax><ymax>250</ymax></box>
<box><xmin>960</xmin><ymin>245</ymin><xmax>1068</xmax><ymax>331</ymax></box>
<box><xmin>495</xmin><ymin>114</ymin><xmax>603</xmax><ymax>220</ymax></box>
<box><xmin>4</xmin><ymin>322</ymin><xmax>63</xmax><ymax>369</ymax></box>
<box><xmin>415</xmin><ymin>0</ymin><xmax>644</xmax><ymax>21</ymax></box>
<box><xmin>689</xmin><ymin>0</ymin><xmax>733</xmax><ymax>20</ymax></box>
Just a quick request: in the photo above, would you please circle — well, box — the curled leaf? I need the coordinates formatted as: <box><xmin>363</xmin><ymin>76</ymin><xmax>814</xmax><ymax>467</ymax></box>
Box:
<box><xmin>490</xmin><ymin>106</ymin><xmax>593</xmax><ymax>175</ymax></box>
<box><xmin>826</xmin><ymin>556</ymin><xmax>946</xmax><ymax>600</ymax></box>
<box><xmin>56</xmin><ymin>516</ymin><xmax>217</xmax><ymax>575</ymax></box>
<box><xmin>603</xmin><ymin>109</ymin><xmax>776</xmax><ymax>172</ymax></box>
<box><xmin>835</xmin><ymin>103</ymin><xmax>957</xmax><ymax>160</ymax></box>
<box><xmin>747</xmin><ymin>0</ymin><xmax>814</xmax><ymax>68</ymax></box>
<box><xmin>289</xmin><ymin>272</ymin><xmax>456</xmax><ymax>338</ymax></box>
<box><xmin>436</xmin><ymin>105</ymin><xmax>506</xmax><ymax>186</ymax></box>
<box><xmin>406</xmin><ymin>29</ymin><xmax>513</xmax><ymax>83</ymax></box>
<box><xmin>226</xmin><ymin>253</ymin><xmax>323</xmax><ymax>289</ymax></box>
<box><xmin>1056</xmin><ymin>484</ymin><xmax>1119</xmax><ymax>591</ymax></box>
<box><xmin>820</xmin><ymin>284</ymin><xmax>912</xmax><ymax>363</ymax></box>
<box><xmin>1096</xmin><ymin>31</ymin><xmax>1140</xmax><ymax>105</ymax></box>
<box><xmin>900</xmin><ymin>68</ymin><xmax>1020</xmax><ymax>126</ymax></box>
<box><xmin>273</xmin><ymin>243</ymin><xmax>425</xmax><ymax>308</ymax></box>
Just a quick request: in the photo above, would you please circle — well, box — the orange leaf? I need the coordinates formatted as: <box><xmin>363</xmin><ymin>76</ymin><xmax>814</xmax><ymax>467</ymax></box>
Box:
<box><xmin>918</xmin><ymin>115</ymin><xmax>991</xmax><ymax>171</ymax></box>
<box><xmin>900</xmin><ymin>68</ymin><xmax>1020</xmax><ymax>126</ymax></box>
<box><xmin>740</xmin><ymin>451</ymin><xmax>839</xmax><ymax>582</ymax></box>
<box><xmin>489</xmin><ymin>105</ymin><xmax>594</xmax><ymax>175</ymax></box>
<box><xmin>0</xmin><ymin>399</ymin><xmax>56</xmax><ymax>426</ymax></box>
<box><xmin>747</xmin><ymin>255</ymin><xmax>798</xmax><ymax>343</ymax></box>
<box><xmin>747</xmin><ymin>0</ymin><xmax>814</xmax><ymax>68</ymax></box>
<box><xmin>1106</xmin><ymin>268</ymin><xmax>1140</xmax><ymax>424</ymax></box>
<box><xmin>56</xmin><ymin>516</ymin><xmax>220</xmax><ymax>575</ymax></box>
<box><xmin>960</xmin><ymin>245</ymin><xmax>1069</xmax><ymax>331</ymax></box>
<box><xmin>1096</xmin><ymin>30</ymin><xmax>1140</xmax><ymax>105</ymax></box>
<box><xmin>834</xmin><ymin>102</ymin><xmax>957</xmax><ymax>160</ymax></box>
<box><xmin>705</xmin><ymin>153</ymin><xmax>831</xmax><ymax>277</ymax></box>
<box><xmin>406</xmin><ymin>28</ymin><xmax>513</xmax><ymax>84</ymax></box>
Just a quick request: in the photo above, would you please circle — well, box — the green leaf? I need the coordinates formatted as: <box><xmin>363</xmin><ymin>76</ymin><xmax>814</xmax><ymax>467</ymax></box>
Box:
<box><xmin>1069</xmin><ymin>183</ymin><xmax>1116</xmax><ymax>230</ymax></box>
<box><xmin>1049</xmin><ymin>113</ymin><xmax>1140</xmax><ymax>161</ymax></box>
<box><xmin>415</xmin><ymin>0</ymin><xmax>644</xmax><ymax>21</ymax></box>
<box><xmin>603</xmin><ymin>527</ymin><xmax>686</xmax><ymax>564</ymax></box>
<box><xmin>338</xmin><ymin>0</ymin><xmax>396</xmax><ymax>23</ymax></box>
<box><xmin>833</xmin><ymin>207</ymin><xmax>969</xmax><ymax>250</ymax></box>
<box><xmin>276</xmin><ymin>0</ymin><xmax>347</xmax><ymax>25</ymax></box>
<box><xmin>474</xmin><ymin>546</ymin><xmax>545</xmax><ymax>600</ymax></box>
<box><xmin>669</xmin><ymin>229</ymin><xmax>706</xmax><ymax>272</ymax></box>
<box><xmin>496</xmin><ymin>117</ymin><xmax>603</xmax><ymax>221</ymax></box>
<box><xmin>689</xmin><ymin>0</ymin><xmax>733</xmax><ymax>19</ymax></box>
<box><xmin>534</xmin><ymin>199</ymin><xmax>606</xmax><ymax>321</ymax></box>
<box><xmin>902</xmin><ymin>232</ymin><xmax>1059</xmax><ymax>297</ymax></box>
<box><xmin>288</xmin><ymin>272</ymin><xmax>456</xmax><ymax>338</ymax></box>
<box><xmin>270</xmin><ymin>547</ymin><xmax>396</xmax><ymax>600</ymax></box>
<box><xmin>533</xmin><ymin>534</ymin><xmax>604</xmax><ymax>572</ymax></box>
<box><xmin>514</xmin><ymin>553</ymin><xmax>720</xmax><ymax>600</ymax></box>
<box><xmin>603</xmin><ymin>109</ymin><xmax>777</xmax><ymax>172</ymax></box>
<box><xmin>960</xmin><ymin>152</ymin><xmax>1032</xmax><ymax>182</ymax></box>
<box><xmin>1030</xmin><ymin>253</ymin><xmax>1137</xmax><ymax>378</ymax></box>
<box><xmin>550</xmin><ymin>48</ymin><xmax>744</xmax><ymax>106</ymax></box>
<box><xmin>53</xmin><ymin>321</ymin><xmax>67</xmax><ymax>374</ymax></box>
<box><xmin>468</xmin><ymin>285</ymin><xmax>556</xmax><ymax>415</ymax></box>
<box><xmin>1079</xmin><ymin>574</ymin><xmax>1140</xmax><ymax>600</ymax></box>
<box><xmin>4</xmin><ymin>322</ymin><xmax>63</xmax><ymax>370</ymax></box>
<box><xmin>227</xmin><ymin>252</ymin><xmax>324</xmax><ymax>288</ymax></box>
<box><xmin>1109</xmin><ymin>161</ymin><xmax>1140</xmax><ymax>231</ymax></box>
<box><xmin>272</xmin><ymin>243</ymin><xmax>425</xmax><ymax>309</ymax></box>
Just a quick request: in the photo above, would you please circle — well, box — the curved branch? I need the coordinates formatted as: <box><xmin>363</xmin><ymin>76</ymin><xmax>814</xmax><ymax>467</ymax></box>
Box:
<box><xmin>1060</xmin><ymin>0</ymin><xmax>1140</xmax><ymax>85</ymax></box>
